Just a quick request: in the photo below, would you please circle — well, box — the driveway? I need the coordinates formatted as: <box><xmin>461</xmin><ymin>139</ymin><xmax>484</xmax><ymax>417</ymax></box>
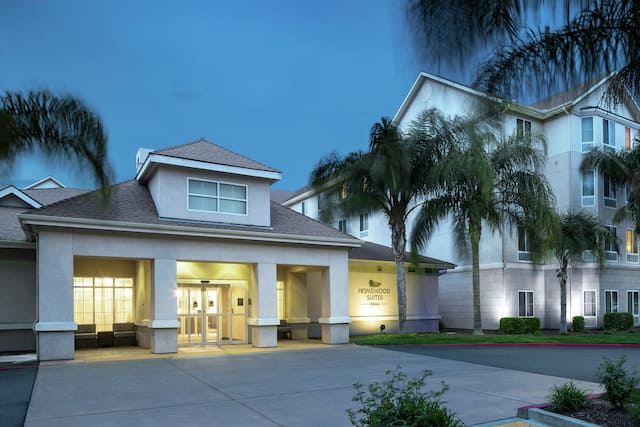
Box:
<box><xmin>24</xmin><ymin>345</ymin><xmax>600</xmax><ymax>427</ymax></box>
<box><xmin>381</xmin><ymin>345</ymin><xmax>640</xmax><ymax>382</ymax></box>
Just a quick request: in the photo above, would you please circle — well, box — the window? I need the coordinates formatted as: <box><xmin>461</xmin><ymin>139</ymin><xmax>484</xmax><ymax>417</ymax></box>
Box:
<box><xmin>581</xmin><ymin>170</ymin><xmax>595</xmax><ymax>206</ymax></box>
<box><xmin>626</xmin><ymin>127</ymin><xmax>632</xmax><ymax>150</ymax></box>
<box><xmin>301</xmin><ymin>201</ymin><xmax>306</xmax><ymax>216</ymax></box>
<box><xmin>73</xmin><ymin>277</ymin><xmax>134</xmax><ymax>332</ymax></box>
<box><xmin>188</xmin><ymin>179</ymin><xmax>247</xmax><ymax>215</ymax></box>
<box><xmin>627</xmin><ymin>290</ymin><xmax>639</xmax><ymax>323</ymax></box>
<box><xmin>605</xmin><ymin>290</ymin><xmax>619</xmax><ymax>313</ymax></box>
<box><xmin>517</xmin><ymin>226</ymin><xmax>531</xmax><ymax>261</ymax></box>
<box><xmin>604</xmin><ymin>226</ymin><xmax>617</xmax><ymax>261</ymax></box>
<box><xmin>338</xmin><ymin>219</ymin><xmax>347</xmax><ymax>233</ymax></box>
<box><xmin>359</xmin><ymin>212</ymin><xmax>369</xmax><ymax>238</ymax></box>
<box><xmin>603</xmin><ymin>175</ymin><xmax>617</xmax><ymax>208</ymax></box>
<box><xmin>627</xmin><ymin>229</ymin><xmax>639</xmax><ymax>263</ymax></box>
<box><xmin>276</xmin><ymin>281</ymin><xmax>286</xmax><ymax>320</ymax></box>
<box><xmin>603</xmin><ymin>119</ymin><xmax>615</xmax><ymax>149</ymax></box>
<box><xmin>581</xmin><ymin>117</ymin><xmax>594</xmax><ymax>152</ymax></box>
<box><xmin>584</xmin><ymin>290</ymin><xmax>597</xmax><ymax>317</ymax></box>
<box><xmin>518</xmin><ymin>291</ymin><xmax>534</xmax><ymax>317</ymax></box>
<box><xmin>516</xmin><ymin>118</ymin><xmax>532</xmax><ymax>140</ymax></box>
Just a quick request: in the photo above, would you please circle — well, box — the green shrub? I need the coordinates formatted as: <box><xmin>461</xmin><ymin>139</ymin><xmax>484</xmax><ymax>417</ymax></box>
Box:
<box><xmin>603</xmin><ymin>312</ymin><xmax>634</xmax><ymax>331</ymax></box>
<box><xmin>348</xmin><ymin>367</ymin><xmax>463</xmax><ymax>427</ymax></box>
<box><xmin>549</xmin><ymin>382</ymin><xmax>588</xmax><ymax>412</ymax></box>
<box><xmin>499</xmin><ymin>317</ymin><xmax>540</xmax><ymax>334</ymax></box>
<box><xmin>595</xmin><ymin>356</ymin><xmax>639</xmax><ymax>409</ymax></box>
<box><xmin>572</xmin><ymin>316</ymin><xmax>585</xmax><ymax>333</ymax></box>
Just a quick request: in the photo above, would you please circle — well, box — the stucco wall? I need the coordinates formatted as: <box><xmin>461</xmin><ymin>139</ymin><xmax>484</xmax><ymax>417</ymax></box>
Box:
<box><xmin>147</xmin><ymin>165</ymin><xmax>272</xmax><ymax>226</ymax></box>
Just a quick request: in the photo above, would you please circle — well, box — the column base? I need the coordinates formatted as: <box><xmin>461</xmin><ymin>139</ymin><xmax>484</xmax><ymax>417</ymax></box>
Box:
<box><xmin>151</xmin><ymin>329</ymin><xmax>177</xmax><ymax>354</ymax></box>
<box><xmin>321</xmin><ymin>323</ymin><xmax>350</xmax><ymax>344</ymax></box>
<box><xmin>38</xmin><ymin>331</ymin><xmax>75</xmax><ymax>361</ymax></box>
<box><xmin>251</xmin><ymin>325</ymin><xmax>277</xmax><ymax>348</ymax></box>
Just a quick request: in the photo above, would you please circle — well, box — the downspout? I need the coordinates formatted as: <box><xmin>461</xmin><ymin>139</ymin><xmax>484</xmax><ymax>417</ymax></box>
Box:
<box><xmin>563</xmin><ymin>104</ymin><xmax>573</xmax><ymax>324</ymax></box>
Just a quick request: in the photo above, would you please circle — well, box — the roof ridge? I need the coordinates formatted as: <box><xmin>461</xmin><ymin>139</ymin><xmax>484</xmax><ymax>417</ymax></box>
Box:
<box><xmin>151</xmin><ymin>138</ymin><xmax>205</xmax><ymax>154</ymax></box>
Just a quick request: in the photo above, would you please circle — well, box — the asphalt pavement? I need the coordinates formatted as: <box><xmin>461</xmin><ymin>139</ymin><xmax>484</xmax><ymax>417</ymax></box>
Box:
<box><xmin>0</xmin><ymin>363</ymin><xmax>38</xmax><ymax>427</ymax></box>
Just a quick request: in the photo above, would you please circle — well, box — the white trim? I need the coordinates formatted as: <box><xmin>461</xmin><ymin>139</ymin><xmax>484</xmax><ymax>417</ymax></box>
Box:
<box><xmin>34</xmin><ymin>321</ymin><xmax>77</xmax><ymax>332</ymax></box>
<box><xmin>186</xmin><ymin>177</ymin><xmax>248</xmax><ymax>216</ymax></box>
<box><xmin>0</xmin><ymin>323</ymin><xmax>33</xmax><ymax>330</ymax></box>
<box><xmin>24</xmin><ymin>176</ymin><xmax>65</xmax><ymax>190</ymax></box>
<box><xmin>147</xmin><ymin>320</ymin><xmax>180</xmax><ymax>329</ymax></box>
<box><xmin>17</xmin><ymin>214</ymin><xmax>362</xmax><ymax>248</ymax></box>
<box><xmin>318</xmin><ymin>316</ymin><xmax>351</xmax><ymax>324</ymax></box>
<box><xmin>0</xmin><ymin>185</ymin><xmax>42</xmax><ymax>208</ymax></box>
<box><xmin>136</xmin><ymin>153</ymin><xmax>281</xmax><ymax>183</ymax></box>
<box><xmin>247</xmin><ymin>318</ymin><xmax>280</xmax><ymax>326</ymax></box>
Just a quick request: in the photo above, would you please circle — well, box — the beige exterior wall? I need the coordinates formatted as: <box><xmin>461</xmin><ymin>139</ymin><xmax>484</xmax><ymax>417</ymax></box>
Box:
<box><xmin>147</xmin><ymin>165</ymin><xmax>272</xmax><ymax>226</ymax></box>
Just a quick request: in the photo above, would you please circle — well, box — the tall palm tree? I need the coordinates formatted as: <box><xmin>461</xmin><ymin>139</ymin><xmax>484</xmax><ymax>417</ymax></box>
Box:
<box><xmin>0</xmin><ymin>90</ymin><xmax>113</xmax><ymax>190</ymax></box>
<box><xmin>411</xmin><ymin>119</ymin><xmax>555</xmax><ymax>334</ymax></box>
<box><xmin>405</xmin><ymin>0</ymin><xmax>640</xmax><ymax>106</ymax></box>
<box><xmin>549</xmin><ymin>211</ymin><xmax>610</xmax><ymax>334</ymax></box>
<box><xmin>311</xmin><ymin>110</ymin><xmax>456</xmax><ymax>333</ymax></box>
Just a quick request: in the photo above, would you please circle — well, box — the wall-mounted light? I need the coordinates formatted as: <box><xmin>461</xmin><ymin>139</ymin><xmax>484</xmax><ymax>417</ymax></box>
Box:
<box><xmin>379</xmin><ymin>324</ymin><xmax>386</xmax><ymax>333</ymax></box>
<box><xmin>193</xmin><ymin>301</ymin><xmax>198</xmax><ymax>309</ymax></box>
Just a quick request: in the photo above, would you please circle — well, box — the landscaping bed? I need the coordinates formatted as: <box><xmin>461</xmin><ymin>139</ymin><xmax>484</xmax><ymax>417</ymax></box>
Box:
<box><xmin>547</xmin><ymin>396</ymin><xmax>638</xmax><ymax>427</ymax></box>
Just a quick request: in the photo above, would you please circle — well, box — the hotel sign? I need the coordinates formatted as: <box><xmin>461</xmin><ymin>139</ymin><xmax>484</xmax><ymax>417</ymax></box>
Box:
<box><xmin>358</xmin><ymin>280</ymin><xmax>391</xmax><ymax>306</ymax></box>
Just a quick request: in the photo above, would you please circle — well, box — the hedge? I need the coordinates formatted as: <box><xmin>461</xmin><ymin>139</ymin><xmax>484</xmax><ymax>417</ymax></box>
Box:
<box><xmin>603</xmin><ymin>312</ymin><xmax>634</xmax><ymax>331</ymax></box>
<box><xmin>572</xmin><ymin>316</ymin><xmax>585</xmax><ymax>333</ymax></box>
<box><xmin>499</xmin><ymin>317</ymin><xmax>540</xmax><ymax>334</ymax></box>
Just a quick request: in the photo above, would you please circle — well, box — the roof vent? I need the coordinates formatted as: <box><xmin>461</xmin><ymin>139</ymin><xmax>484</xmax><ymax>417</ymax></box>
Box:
<box><xmin>136</xmin><ymin>148</ymin><xmax>153</xmax><ymax>172</ymax></box>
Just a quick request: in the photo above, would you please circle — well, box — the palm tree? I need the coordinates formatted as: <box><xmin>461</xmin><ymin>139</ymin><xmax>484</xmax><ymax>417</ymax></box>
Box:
<box><xmin>405</xmin><ymin>0</ymin><xmax>640</xmax><ymax>106</ymax></box>
<box><xmin>549</xmin><ymin>211</ymin><xmax>610</xmax><ymax>334</ymax></box>
<box><xmin>311</xmin><ymin>110</ymin><xmax>456</xmax><ymax>333</ymax></box>
<box><xmin>411</xmin><ymin>119</ymin><xmax>555</xmax><ymax>334</ymax></box>
<box><xmin>0</xmin><ymin>90</ymin><xmax>113</xmax><ymax>190</ymax></box>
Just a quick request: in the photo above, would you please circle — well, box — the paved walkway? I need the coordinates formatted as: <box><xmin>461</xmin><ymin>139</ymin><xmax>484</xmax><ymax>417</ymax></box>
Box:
<box><xmin>24</xmin><ymin>345</ymin><xmax>600</xmax><ymax>427</ymax></box>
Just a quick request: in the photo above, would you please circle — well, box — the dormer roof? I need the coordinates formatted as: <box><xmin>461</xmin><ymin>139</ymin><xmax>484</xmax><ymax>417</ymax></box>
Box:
<box><xmin>136</xmin><ymin>139</ymin><xmax>281</xmax><ymax>183</ymax></box>
<box><xmin>23</xmin><ymin>176</ymin><xmax>66</xmax><ymax>190</ymax></box>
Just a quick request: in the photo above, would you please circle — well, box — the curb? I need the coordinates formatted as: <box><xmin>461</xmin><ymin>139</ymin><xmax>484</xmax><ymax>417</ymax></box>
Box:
<box><xmin>403</xmin><ymin>343</ymin><xmax>640</xmax><ymax>348</ymax></box>
<box><xmin>517</xmin><ymin>394</ymin><xmax>603</xmax><ymax>427</ymax></box>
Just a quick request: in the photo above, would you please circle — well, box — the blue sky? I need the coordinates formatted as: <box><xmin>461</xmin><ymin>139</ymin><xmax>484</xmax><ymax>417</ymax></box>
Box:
<box><xmin>1</xmin><ymin>1</ymin><xmax>429</xmax><ymax>190</ymax></box>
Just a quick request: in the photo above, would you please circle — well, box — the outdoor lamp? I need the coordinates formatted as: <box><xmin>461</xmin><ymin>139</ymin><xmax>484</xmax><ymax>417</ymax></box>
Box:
<box><xmin>379</xmin><ymin>324</ymin><xmax>386</xmax><ymax>333</ymax></box>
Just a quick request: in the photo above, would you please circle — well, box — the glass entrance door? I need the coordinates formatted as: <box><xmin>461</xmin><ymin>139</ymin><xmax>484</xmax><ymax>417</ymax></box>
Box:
<box><xmin>177</xmin><ymin>284</ymin><xmax>247</xmax><ymax>345</ymax></box>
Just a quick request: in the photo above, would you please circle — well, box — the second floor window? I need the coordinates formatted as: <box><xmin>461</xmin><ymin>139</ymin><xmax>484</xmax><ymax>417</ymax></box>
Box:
<box><xmin>603</xmin><ymin>119</ymin><xmax>616</xmax><ymax>149</ymax></box>
<box><xmin>188</xmin><ymin>178</ymin><xmax>247</xmax><ymax>215</ymax></box>
<box><xmin>359</xmin><ymin>212</ymin><xmax>369</xmax><ymax>238</ymax></box>
<box><xmin>338</xmin><ymin>219</ymin><xmax>347</xmax><ymax>233</ymax></box>
<box><xmin>516</xmin><ymin>118</ymin><xmax>532</xmax><ymax>140</ymax></box>
<box><xmin>581</xmin><ymin>117</ymin><xmax>593</xmax><ymax>152</ymax></box>
<box><xmin>301</xmin><ymin>201</ymin><xmax>306</xmax><ymax>216</ymax></box>
<box><xmin>517</xmin><ymin>226</ymin><xmax>531</xmax><ymax>261</ymax></box>
<box><xmin>628</xmin><ymin>229</ymin><xmax>639</xmax><ymax>264</ymax></box>
<box><xmin>604</xmin><ymin>226</ymin><xmax>617</xmax><ymax>262</ymax></box>
<box><xmin>603</xmin><ymin>175</ymin><xmax>617</xmax><ymax>208</ymax></box>
<box><xmin>582</xmin><ymin>170</ymin><xmax>594</xmax><ymax>206</ymax></box>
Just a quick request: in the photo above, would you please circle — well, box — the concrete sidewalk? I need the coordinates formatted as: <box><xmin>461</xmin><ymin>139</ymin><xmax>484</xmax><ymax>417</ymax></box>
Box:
<box><xmin>24</xmin><ymin>345</ymin><xmax>600</xmax><ymax>426</ymax></box>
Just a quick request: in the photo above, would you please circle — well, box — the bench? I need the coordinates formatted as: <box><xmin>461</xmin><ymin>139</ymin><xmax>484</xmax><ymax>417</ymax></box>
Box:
<box><xmin>277</xmin><ymin>320</ymin><xmax>293</xmax><ymax>340</ymax></box>
<box><xmin>75</xmin><ymin>324</ymin><xmax>98</xmax><ymax>348</ymax></box>
<box><xmin>113</xmin><ymin>322</ymin><xmax>137</xmax><ymax>346</ymax></box>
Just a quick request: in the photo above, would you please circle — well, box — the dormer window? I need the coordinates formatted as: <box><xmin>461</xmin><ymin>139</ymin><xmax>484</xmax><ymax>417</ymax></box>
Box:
<box><xmin>188</xmin><ymin>178</ymin><xmax>247</xmax><ymax>215</ymax></box>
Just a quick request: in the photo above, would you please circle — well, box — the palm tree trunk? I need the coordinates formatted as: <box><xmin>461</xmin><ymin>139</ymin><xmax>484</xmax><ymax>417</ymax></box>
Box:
<box><xmin>470</xmin><ymin>223</ymin><xmax>483</xmax><ymax>335</ymax></box>
<box><xmin>558</xmin><ymin>259</ymin><xmax>568</xmax><ymax>334</ymax></box>
<box><xmin>391</xmin><ymin>220</ymin><xmax>408</xmax><ymax>333</ymax></box>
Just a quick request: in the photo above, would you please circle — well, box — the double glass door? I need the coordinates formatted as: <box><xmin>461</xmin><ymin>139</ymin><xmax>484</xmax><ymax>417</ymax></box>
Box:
<box><xmin>177</xmin><ymin>284</ymin><xmax>247</xmax><ymax>345</ymax></box>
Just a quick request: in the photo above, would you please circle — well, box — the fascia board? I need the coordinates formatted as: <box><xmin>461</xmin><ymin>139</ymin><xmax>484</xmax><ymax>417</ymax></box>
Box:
<box><xmin>349</xmin><ymin>258</ymin><xmax>455</xmax><ymax>269</ymax></box>
<box><xmin>136</xmin><ymin>154</ymin><xmax>282</xmax><ymax>183</ymax></box>
<box><xmin>0</xmin><ymin>240</ymin><xmax>36</xmax><ymax>249</ymax></box>
<box><xmin>0</xmin><ymin>186</ymin><xmax>42</xmax><ymax>208</ymax></box>
<box><xmin>282</xmin><ymin>188</ymin><xmax>318</xmax><ymax>206</ymax></box>
<box><xmin>17</xmin><ymin>214</ymin><xmax>362</xmax><ymax>248</ymax></box>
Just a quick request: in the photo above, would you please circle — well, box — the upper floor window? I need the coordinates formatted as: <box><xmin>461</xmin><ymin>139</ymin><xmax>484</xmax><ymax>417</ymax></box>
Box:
<box><xmin>627</xmin><ymin>229</ymin><xmax>639</xmax><ymax>263</ymax></box>
<box><xmin>581</xmin><ymin>170</ymin><xmax>595</xmax><ymax>206</ymax></box>
<box><xmin>625</xmin><ymin>127</ymin><xmax>632</xmax><ymax>150</ymax></box>
<box><xmin>187</xmin><ymin>178</ymin><xmax>247</xmax><ymax>215</ymax></box>
<box><xmin>604</xmin><ymin>225</ymin><xmax>617</xmax><ymax>262</ymax></box>
<box><xmin>359</xmin><ymin>212</ymin><xmax>369</xmax><ymax>238</ymax></box>
<box><xmin>301</xmin><ymin>201</ymin><xmax>306</xmax><ymax>216</ymax></box>
<box><xmin>603</xmin><ymin>119</ymin><xmax>616</xmax><ymax>150</ymax></box>
<box><xmin>581</xmin><ymin>117</ymin><xmax>594</xmax><ymax>152</ymax></box>
<box><xmin>338</xmin><ymin>219</ymin><xmax>347</xmax><ymax>233</ymax></box>
<box><xmin>517</xmin><ymin>226</ymin><xmax>531</xmax><ymax>261</ymax></box>
<box><xmin>516</xmin><ymin>118</ymin><xmax>532</xmax><ymax>140</ymax></box>
<box><xmin>603</xmin><ymin>175</ymin><xmax>617</xmax><ymax>208</ymax></box>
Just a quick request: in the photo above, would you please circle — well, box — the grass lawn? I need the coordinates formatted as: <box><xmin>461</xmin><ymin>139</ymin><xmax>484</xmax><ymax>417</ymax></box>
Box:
<box><xmin>350</xmin><ymin>331</ymin><xmax>640</xmax><ymax>346</ymax></box>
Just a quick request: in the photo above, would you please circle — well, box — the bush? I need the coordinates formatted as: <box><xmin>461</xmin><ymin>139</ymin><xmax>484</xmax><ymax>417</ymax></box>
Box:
<box><xmin>603</xmin><ymin>312</ymin><xmax>634</xmax><ymax>331</ymax></box>
<box><xmin>348</xmin><ymin>367</ymin><xmax>463</xmax><ymax>427</ymax></box>
<box><xmin>549</xmin><ymin>382</ymin><xmax>588</xmax><ymax>412</ymax></box>
<box><xmin>499</xmin><ymin>317</ymin><xmax>541</xmax><ymax>334</ymax></box>
<box><xmin>595</xmin><ymin>356</ymin><xmax>639</xmax><ymax>410</ymax></box>
<box><xmin>572</xmin><ymin>316</ymin><xmax>585</xmax><ymax>333</ymax></box>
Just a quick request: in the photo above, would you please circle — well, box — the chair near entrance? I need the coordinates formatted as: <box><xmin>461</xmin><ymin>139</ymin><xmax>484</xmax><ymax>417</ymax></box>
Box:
<box><xmin>277</xmin><ymin>320</ymin><xmax>293</xmax><ymax>340</ymax></box>
<box><xmin>113</xmin><ymin>322</ymin><xmax>137</xmax><ymax>346</ymax></box>
<box><xmin>74</xmin><ymin>323</ymin><xmax>137</xmax><ymax>348</ymax></box>
<box><xmin>75</xmin><ymin>324</ymin><xmax>98</xmax><ymax>348</ymax></box>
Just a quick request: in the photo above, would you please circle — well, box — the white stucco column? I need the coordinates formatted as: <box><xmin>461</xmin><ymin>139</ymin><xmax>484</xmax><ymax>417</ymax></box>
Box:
<box><xmin>149</xmin><ymin>258</ymin><xmax>179</xmax><ymax>353</ymax></box>
<box><xmin>319</xmin><ymin>250</ymin><xmax>351</xmax><ymax>344</ymax></box>
<box><xmin>248</xmin><ymin>262</ymin><xmax>278</xmax><ymax>347</ymax></box>
<box><xmin>34</xmin><ymin>231</ymin><xmax>76</xmax><ymax>361</ymax></box>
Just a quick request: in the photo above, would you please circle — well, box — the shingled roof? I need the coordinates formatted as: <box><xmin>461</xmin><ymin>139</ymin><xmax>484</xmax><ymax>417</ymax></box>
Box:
<box><xmin>22</xmin><ymin>180</ymin><xmax>358</xmax><ymax>243</ymax></box>
<box><xmin>152</xmin><ymin>139</ymin><xmax>280</xmax><ymax>173</ymax></box>
<box><xmin>350</xmin><ymin>241</ymin><xmax>455</xmax><ymax>269</ymax></box>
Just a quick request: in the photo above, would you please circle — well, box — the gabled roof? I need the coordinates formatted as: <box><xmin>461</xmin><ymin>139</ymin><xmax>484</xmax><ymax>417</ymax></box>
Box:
<box><xmin>136</xmin><ymin>139</ymin><xmax>281</xmax><ymax>183</ymax></box>
<box><xmin>24</xmin><ymin>176</ymin><xmax>65</xmax><ymax>190</ymax></box>
<box><xmin>349</xmin><ymin>241</ymin><xmax>455</xmax><ymax>269</ymax></box>
<box><xmin>23</xmin><ymin>188</ymin><xmax>87</xmax><ymax>205</ymax></box>
<box><xmin>0</xmin><ymin>185</ymin><xmax>42</xmax><ymax>209</ymax></box>
<box><xmin>19</xmin><ymin>180</ymin><xmax>359</xmax><ymax>247</ymax></box>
